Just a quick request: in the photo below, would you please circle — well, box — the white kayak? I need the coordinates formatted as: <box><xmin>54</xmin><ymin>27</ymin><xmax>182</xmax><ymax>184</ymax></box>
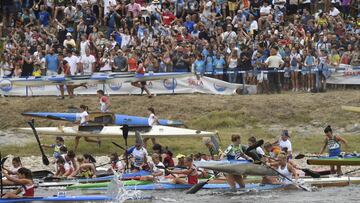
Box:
<box><xmin>17</xmin><ymin>125</ymin><xmax>216</xmax><ymax>138</ymax></box>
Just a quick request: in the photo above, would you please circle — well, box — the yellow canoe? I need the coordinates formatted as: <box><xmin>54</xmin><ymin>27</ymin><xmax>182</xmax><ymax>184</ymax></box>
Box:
<box><xmin>341</xmin><ymin>106</ymin><xmax>360</xmax><ymax>113</ymax></box>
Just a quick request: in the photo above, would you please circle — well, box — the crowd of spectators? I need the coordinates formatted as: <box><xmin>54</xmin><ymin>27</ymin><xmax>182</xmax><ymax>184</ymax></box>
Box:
<box><xmin>0</xmin><ymin>0</ymin><xmax>359</xmax><ymax>93</ymax></box>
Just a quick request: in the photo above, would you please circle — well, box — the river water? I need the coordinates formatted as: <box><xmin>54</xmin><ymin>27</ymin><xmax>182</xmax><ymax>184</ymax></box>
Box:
<box><xmin>30</xmin><ymin>184</ymin><xmax>360</xmax><ymax>203</ymax></box>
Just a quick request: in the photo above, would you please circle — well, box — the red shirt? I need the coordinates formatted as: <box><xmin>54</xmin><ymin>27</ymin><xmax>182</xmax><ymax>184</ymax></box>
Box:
<box><xmin>162</xmin><ymin>12</ymin><xmax>176</xmax><ymax>26</ymax></box>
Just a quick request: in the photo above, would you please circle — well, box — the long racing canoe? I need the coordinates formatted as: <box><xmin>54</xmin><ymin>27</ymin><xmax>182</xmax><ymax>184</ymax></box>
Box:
<box><xmin>0</xmin><ymin>72</ymin><xmax>192</xmax><ymax>87</ymax></box>
<box><xmin>341</xmin><ymin>106</ymin><xmax>360</xmax><ymax>113</ymax></box>
<box><xmin>307</xmin><ymin>155</ymin><xmax>360</xmax><ymax>166</ymax></box>
<box><xmin>22</xmin><ymin>112</ymin><xmax>183</xmax><ymax>126</ymax></box>
<box><xmin>195</xmin><ymin>160</ymin><xmax>277</xmax><ymax>176</ymax></box>
<box><xmin>17</xmin><ymin>125</ymin><xmax>216</xmax><ymax>138</ymax></box>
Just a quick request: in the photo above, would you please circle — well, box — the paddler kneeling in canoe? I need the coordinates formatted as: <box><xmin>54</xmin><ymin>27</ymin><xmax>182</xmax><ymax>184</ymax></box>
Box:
<box><xmin>140</xmin><ymin>153</ymin><xmax>166</xmax><ymax>182</ymax></box>
<box><xmin>220</xmin><ymin>134</ymin><xmax>253</xmax><ymax>190</ymax></box>
<box><xmin>69</xmin><ymin>156</ymin><xmax>97</xmax><ymax>178</ymax></box>
<box><xmin>169</xmin><ymin>156</ymin><xmax>198</xmax><ymax>185</ymax></box>
<box><xmin>262</xmin><ymin>153</ymin><xmax>299</xmax><ymax>186</ymax></box>
<box><xmin>2</xmin><ymin>168</ymin><xmax>35</xmax><ymax>198</ymax></box>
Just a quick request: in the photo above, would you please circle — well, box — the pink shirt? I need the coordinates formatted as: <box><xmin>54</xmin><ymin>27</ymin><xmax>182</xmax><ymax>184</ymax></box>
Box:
<box><xmin>127</xmin><ymin>3</ymin><xmax>141</xmax><ymax>17</ymax></box>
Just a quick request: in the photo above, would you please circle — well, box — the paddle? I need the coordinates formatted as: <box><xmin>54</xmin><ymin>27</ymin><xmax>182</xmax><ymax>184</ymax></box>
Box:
<box><xmin>300</xmin><ymin>168</ymin><xmax>320</xmax><ymax>178</ymax></box>
<box><xmin>122</xmin><ymin>125</ymin><xmax>130</xmax><ymax>172</ymax></box>
<box><xmin>112</xmin><ymin>142</ymin><xmax>127</xmax><ymax>151</ymax></box>
<box><xmin>0</xmin><ymin>152</ymin><xmax>3</xmax><ymax>198</ymax></box>
<box><xmin>264</xmin><ymin>155</ymin><xmax>320</xmax><ymax>178</ymax></box>
<box><xmin>186</xmin><ymin>139</ymin><xmax>265</xmax><ymax>194</ymax></box>
<box><xmin>340</xmin><ymin>168</ymin><xmax>360</xmax><ymax>176</ymax></box>
<box><xmin>294</xmin><ymin>154</ymin><xmax>319</xmax><ymax>159</ymax></box>
<box><xmin>260</xmin><ymin>160</ymin><xmax>311</xmax><ymax>192</ymax></box>
<box><xmin>28</xmin><ymin>120</ymin><xmax>50</xmax><ymax>165</ymax></box>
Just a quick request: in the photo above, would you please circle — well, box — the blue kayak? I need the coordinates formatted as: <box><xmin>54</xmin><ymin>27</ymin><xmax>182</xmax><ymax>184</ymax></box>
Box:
<box><xmin>0</xmin><ymin>195</ymin><xmax>152</xmax><ymax>202</ymax></box>
<box><xmin>91</xmin><ymin>183</ymin><xmax>285</xmax><ymax>191</ymax></box>
<box><xmin>22</xmin><ymin>112</ymin><xmax>183</xmax><ymax>126</ymax></box>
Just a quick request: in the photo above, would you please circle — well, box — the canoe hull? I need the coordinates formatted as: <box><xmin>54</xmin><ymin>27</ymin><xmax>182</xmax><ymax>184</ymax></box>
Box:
<box><xmin>307</xmin><ymin>157</ymin><xmax>360</xmax><ymax>166</ymax></box>
<box><xmin>17</xmin><ymin>125</ymin><xmax>215</xmax><ymax>138</ymax></box>
<box><xmin>341</xmin><ymin>106</ymin><xmax>360</xmax><ymax>113</ymax></box>
<box><xmin>22</xmin><ymin>112</ymin><xmax>183</xmax><ymax>126</ymax></box>
<box><xmin>198</xmin><ymin>163</ymin><xmax>277</xmax><ymax>176</ymax></box>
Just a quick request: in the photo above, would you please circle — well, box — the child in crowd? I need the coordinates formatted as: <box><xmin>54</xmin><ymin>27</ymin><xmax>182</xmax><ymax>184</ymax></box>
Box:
<box><xmin>109</xmin><ymin>152</ymin><xmax>125</xmax><ymax>173</ymax></box>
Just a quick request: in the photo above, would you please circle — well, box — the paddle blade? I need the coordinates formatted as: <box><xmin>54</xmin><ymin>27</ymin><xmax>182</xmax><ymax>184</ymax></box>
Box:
<box><xmin>121</xmin><ymin>125</ymin><xmax>129</xmax><ymax>140</ymax></box>
<box><xmin>42</xmin><ymin>155</ymin><xmax>50</xmax><ymax>166</ymax></box>
<box><xmin>245</xmin><ymin>139</ymin><xmax>264</xmax><ymax>153</ymax></box>
<box><xmin>302</xmin><ymin>168</ymin><xmax>321</xmax><ymax>178</ymax></box>
<box><xmin>186</xmin><ymin>181</ymin><xmax>209</xmax><ymax>194</ymax></box>
<box><xmin>295</xmin><ymin>154</ymin><xmax>306</xmax><ymax>159</ymax></box>
<box><xmin>1</xmin><ymin>157</ymin><xmax>8</xmax><ymax>166</ymax></box>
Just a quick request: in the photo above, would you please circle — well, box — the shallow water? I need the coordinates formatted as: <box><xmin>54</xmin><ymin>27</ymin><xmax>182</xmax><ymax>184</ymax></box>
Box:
<box><xmin>31</xmin><ymin>184</ymin><xmax>360</xmax><ymax>203</ymax></box>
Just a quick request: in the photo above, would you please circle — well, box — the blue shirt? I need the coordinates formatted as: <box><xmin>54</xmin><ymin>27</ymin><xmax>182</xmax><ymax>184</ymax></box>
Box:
<box><xmin>205</xmin><ymin>55</ymin><xmax>214</xmax><ymax>72</ymax></box>
<box><xmin>193</xmin><ymin>59</ymin><xmax>206</xmax><ymax>74</ymax></box>
<box><xmin>45</xmin><ymin>54</ymin><xmax>59</xmax><ymax>72</ymax></box>
<box><xmin>38</xmin><ymin>11</ymin><xmax>50</xmax><ymax>26</ymax></box>
<box><xmin>213</xmin><ymin>57</ymin><xmax>226</xmax><ymax>69</ymax></box>
<box><xmin>184</xmin><ymin>21</ymin><xmax>195</xmax><ymax>33</ymax></box>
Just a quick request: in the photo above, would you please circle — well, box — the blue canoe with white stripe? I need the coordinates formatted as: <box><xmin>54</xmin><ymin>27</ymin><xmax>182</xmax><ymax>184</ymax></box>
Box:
<box><xmin>22</xmin><ymin>112</ymin><xmax>183</xmax><ymax>126</ymax></box>
<box><xmin>0</xmin><ymin>195</ymin><xmax>152</xmax><ymax>202</ymax></box>
<box><xmin>1</xmin><ymin>72</ymin><xmax>192</xmax><ymax>87</ymax></box>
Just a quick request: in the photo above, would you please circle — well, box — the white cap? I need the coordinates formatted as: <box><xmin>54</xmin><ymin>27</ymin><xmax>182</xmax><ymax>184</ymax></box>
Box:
<box><xmin>66</xmin><ymin>33</ymin><xmax>72</xmax><ymax>37</ymax></box>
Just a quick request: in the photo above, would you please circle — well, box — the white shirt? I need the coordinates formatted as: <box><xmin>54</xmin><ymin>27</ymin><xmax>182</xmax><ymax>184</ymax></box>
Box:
<box><xmin>80</xmin><ymin>41</ymin><xmax>89</xmax><ymax>57</ymax></box>
<box><xmin>256</xmin><ymin>147</ymin><xmax>265</xmax><ymax>156</ymax></box>
<box><xmin>329</xmin><ymin>7</ymin><xmax>340</xmax><ymax>17</ymax></box>
<box><xmin>100</xmin><ymin>57</ymin><xmax>113</xmax><ymax>71</ymax></box>
<box><xmin>260</xmin><ymin>5</ymin><xmax>271</xmax><ymax>15</ymax></box>
<box><xmin>148</xmin><ymin>113</ymin><xmax>158</xmax><ymax>126</ymax></box>
<box><xmin>265</xmin><ymin>55</ymin><xmax>284</xmax><ymax>68</ymax></box>
<box><xmin>64</xmin><ymin>55</ymin><xmax>80</xmax><ymax>75</ymax></box>
<box><xmin>279</xmin><ymin>139</ymin><xmax>292</xmax><ymax>153</ymax></box>
<box><xmin>131</xmin><ymin>147</ymin><xmax>148</xmax><ymax>167</ymax></box>
<box><xmin>250</xmin><ymin>20</ymin><xmax>258</xmax><ymax>32</ymax></box>
<box><xmin>103</xmin><ymin>0</ymin><xmax>117</xmax><ymax>15</ymax></box>
<box><xmin>80</xmin><ymin>55</ymin><xmax>96</xmax><ymax>74</ymax></box>
<box><xmin>151</xmin><ymin>161</ymin><xmax>165</xmax><ymax>176</ymax></box>
<box><xmin>79</xmin><ymin>111</ymin><xmax>89</xmax><ymax>125</ymax></box>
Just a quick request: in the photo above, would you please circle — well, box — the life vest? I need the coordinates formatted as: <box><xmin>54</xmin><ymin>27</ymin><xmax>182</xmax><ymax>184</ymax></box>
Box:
<box><xmin>22</xmin><ymin>183</ymin><xmax>35</xmax><ymax>197</ymax></box>
<box><xmin>187</xmin><ymin>166</ymin><xmax>198</xmax><ymax>185</ymax></box>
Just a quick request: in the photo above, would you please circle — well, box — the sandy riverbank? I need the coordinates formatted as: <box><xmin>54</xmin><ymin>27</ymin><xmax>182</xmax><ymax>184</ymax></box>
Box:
<box><xmin>0</xmin><ymin>90</ymin><xmax>359</xmax><ymax>156</ymax></box>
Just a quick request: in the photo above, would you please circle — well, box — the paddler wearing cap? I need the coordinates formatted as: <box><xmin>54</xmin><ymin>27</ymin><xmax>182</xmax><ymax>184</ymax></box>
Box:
<box><xmin>273</xmin><ymin>130</ymin><xmax>293</xmax><ymax>159</ymax></box>
<box><xmin>220</xmin><ymin>134</ymin><xmax>253</xmax><ymax>190</ymax></box>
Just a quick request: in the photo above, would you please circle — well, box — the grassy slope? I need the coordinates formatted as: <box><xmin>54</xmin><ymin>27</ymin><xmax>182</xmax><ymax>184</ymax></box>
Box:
<box><xmin>0</xmin><ymin>90</ymin><xmax>359</xmax><ymax>156</ymax></box>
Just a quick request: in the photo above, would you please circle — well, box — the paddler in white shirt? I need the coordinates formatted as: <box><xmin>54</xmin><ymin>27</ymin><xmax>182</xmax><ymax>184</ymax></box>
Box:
<box><xmin>144</xmin><ymin>107</ymin><xmax>160</xmax><ymax>148</ymax></box>
<box><xmin>273</xmin><ymin>130</ymin><xmax>293</xmax><ymax>159</ymax></box>
<box><xmin>74</xmin><ymin>105</ymin><xmax>101</xmax><ymax>152</ymax></box>
<box><xmin>267</xmin><ymin>153</ymin><xmax>299</xmax><ymax>185</ymax></box>
<box><xmin>140</xmin><ymin>153</ymin><xmax>166</xmax><ymax>182</ymax></box>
